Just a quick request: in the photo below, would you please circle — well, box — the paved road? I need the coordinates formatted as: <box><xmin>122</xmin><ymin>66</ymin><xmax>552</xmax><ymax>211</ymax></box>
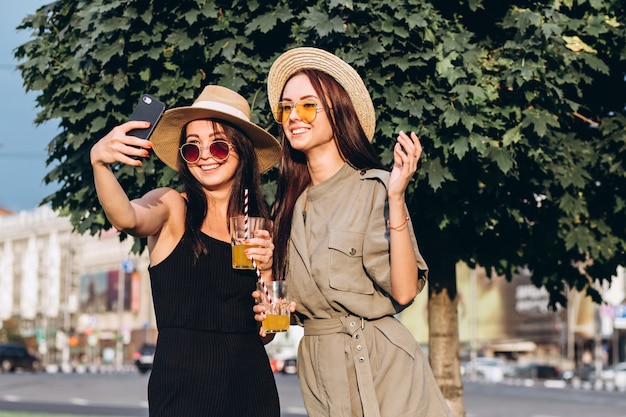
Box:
<box><xmin>0</xmin><ymin>371</ymin><xmax>306</xmax><ymax>416</ymax></box>
<box><xmin>2</xmin><ymin>371</ymin><xmax>626</xmax><ymax>416</ymax></box>
<box><xmin>0</xmin><ymin>372</ymin><xmax>148</xmax><ymax>416</ymax></box>
<box><xmin>464</xmin><ymin>379</ymin><xmax>626</xmax><ymax>417</ymax></box>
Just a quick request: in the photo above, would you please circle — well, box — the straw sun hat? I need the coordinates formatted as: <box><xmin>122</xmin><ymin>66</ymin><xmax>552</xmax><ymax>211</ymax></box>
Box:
<box><xmin>267</xmin><ymin>47</ymin><xmax>376</xmax><ymax>141</ymax></box>
<box><xmin>150</xmin><ymin>85</ymin><xmax>281</xmax><ymax>173</ymax></box>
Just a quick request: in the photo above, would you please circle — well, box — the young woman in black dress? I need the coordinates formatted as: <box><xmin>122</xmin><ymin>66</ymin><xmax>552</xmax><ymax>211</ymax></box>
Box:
<box><xmin>90</xmin><ymin>85</ymin><xmax>281</xmax><ymax>417</ymax></box>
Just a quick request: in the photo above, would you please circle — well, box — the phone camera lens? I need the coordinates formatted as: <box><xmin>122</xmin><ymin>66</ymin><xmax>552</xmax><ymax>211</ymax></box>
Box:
<box><xmin>142</xmin><ymin>96</ymin><xmax>152</xmax><ymax>105</ymax></box>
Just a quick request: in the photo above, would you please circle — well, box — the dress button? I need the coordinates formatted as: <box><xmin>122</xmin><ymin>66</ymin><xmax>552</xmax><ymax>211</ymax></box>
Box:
<box><xmin>349</xmin><ymin>248</ymin><xmax>356</xmax><ymax>255</ymax></box>
<box><xmin>350</xmin><ymin>321</ymin><xmax>356</xmax><ymax>327</ymax></box>
<box><xmin>359</xmin><ymin>357</ymin><xmax>365</xmax><ymax>363</ymax></box>
<box><xmin>356</xmin><ymin>345</ymin><xmax>363</xmax><ymax>351</ymax></box>
<box><xmin>354</xmin><ymin>334</ymin><xmax>360</xmax><ymax>339</ymax></box>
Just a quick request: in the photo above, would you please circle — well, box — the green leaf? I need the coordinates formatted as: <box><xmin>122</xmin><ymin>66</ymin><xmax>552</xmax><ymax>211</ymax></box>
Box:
<box><xmin>302</xmin><ymin>8</ymin><xmax>346</xmax><ymax>37</ymax></box>
<box><xmin>449</xmin><ymin>136</ymin><xmax>470</xmax><ymax>158</ymax></box>
<box><xmin>521</xmin><ymin>108</ymin><xmax>560</xmax><ymax>137</ymax></box>
<box><xmin>485</xmin><ymin>146</ymin><xmax>515</xmax><ymax>174</ymax></box>
<box><xmin>423</xmin><ymin>157</ymin><xmax>455</xmax><ymax>191</ymax></box>
<box><xmin>166</xmin><ymin>31</ymin><xmax>199</xmax><ymax>52</ymax></box>
<box><xmin>502</xmin><ymin>126</ymin><xmax>523</xmax><ymax>147</ymax></box>
<box><xmin>441</xmin><ymin>106</ymin><xmax>461</xmax><ymax>128</ymax></box>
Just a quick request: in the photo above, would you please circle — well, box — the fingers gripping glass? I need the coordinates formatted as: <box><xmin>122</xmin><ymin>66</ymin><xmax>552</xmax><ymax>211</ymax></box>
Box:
<box><xmin>179</xmin><ymin>140</ymin><xmax>232</xmax><ymax>164</ymax></box>
<box><xmin>272</xmin><ymin>101</ymin><xmax>324</xmax><ymax>125</ymax></box>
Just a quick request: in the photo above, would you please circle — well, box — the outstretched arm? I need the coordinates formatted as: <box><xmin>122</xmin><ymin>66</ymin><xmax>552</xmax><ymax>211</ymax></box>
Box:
<box><xmin>90</xmin><ymin>121</ymin><xmax>170</xmax><ymax>237</ymax></box>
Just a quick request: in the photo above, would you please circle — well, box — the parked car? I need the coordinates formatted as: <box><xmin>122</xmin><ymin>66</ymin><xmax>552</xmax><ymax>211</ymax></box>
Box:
<box><xmin>282</xmin><ymin>358</ymin><xmax>297</xmax><ymax>375</ymax></box>
<box><xmin>133</xmin><ymin>343</ymin><xmax>156</xmax><ymax>374</ymax></box>
<box><xmin>561</xmin><ymin>364</ymin><xmax>596</xmax><ymax>385</ymax></box>
<box><xmin>516</xmin><ymin>363</ymin><xmax>561</xmax><ymax>380</ymax></box>
<box><xmin>599</xmin><ymin>362</ymin><xmax>626</xmax><ymax>389</ymax></box>
<box><xmin>463</xmin><ymin>357</ymin><xmax>507</xmax><ymax>383</ymax></box>
<box><xmin>269</xmin><ymin>358</ymin><xmax>282</xmax><ymax>373</ymax></box>
<box><xmin>0</xmin><ymin>342</ymin><xmax>41</xmax><ymax>373</ymax></box>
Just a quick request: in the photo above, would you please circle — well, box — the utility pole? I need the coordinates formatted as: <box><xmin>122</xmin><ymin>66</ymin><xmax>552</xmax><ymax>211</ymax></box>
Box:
<box><xmin>116</xmin><ymin>267</ymin><xmax>125</xmax><ymax>368</ymax></box>
<box><xmin>469</xmin><ymin>268</ymin><xmax>477</xmax><ymax>381</ymax></box>
<box><xmin>117</xmin><ymin>258</ymin><xmax>134</xmax><ymax>368</ymax></box>
<box><xmin>61</xmin><ymin>244</ymin><xmax>74</xmax><ymax>372</ymax></box>
<box><xmin>567</xmin><ymin>288</ymin><xmax>576</xmax><ymax>364</ymax></box>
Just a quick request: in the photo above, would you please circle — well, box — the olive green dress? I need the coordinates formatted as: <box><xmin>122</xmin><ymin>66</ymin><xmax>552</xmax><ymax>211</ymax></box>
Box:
<box><xmin>288</xmin><ymin>163</ymin><xmax>453</xmax><ymax>417</ymax></box>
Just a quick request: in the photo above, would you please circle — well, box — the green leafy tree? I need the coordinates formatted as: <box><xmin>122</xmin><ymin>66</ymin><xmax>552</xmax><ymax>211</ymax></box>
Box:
<box><xmin>418</xmin><ymin>3</ymin><xmax>625</xmax><ymax>412</ymax></box>
<box><xmin>15</xmin><ymin>0</ymin><xmax>626</xmax><ymax>415</ymax></box>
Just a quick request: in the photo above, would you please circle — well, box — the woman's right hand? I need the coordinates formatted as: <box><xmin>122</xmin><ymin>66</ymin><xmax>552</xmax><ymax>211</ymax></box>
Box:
<box><xmin>252</xmin><ymin>289</ymin><xmax>267</xmax><ymax>320</ymax></box>
<box><xmin>252</xmin><ymin>289</ymin><xmax>272</xmax><ymax>340</ymax></box>
<box><xmin>90</xmin><ymin>121</ymin><xmax>154</xmax><ymax>167</ymax></box>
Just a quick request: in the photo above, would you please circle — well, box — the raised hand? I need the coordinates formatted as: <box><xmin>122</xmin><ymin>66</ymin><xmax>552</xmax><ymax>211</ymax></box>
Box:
<box><xmin>388</xmin><ymin>131</ymin><xmax>422</xmax><ymax>200</ymax></box>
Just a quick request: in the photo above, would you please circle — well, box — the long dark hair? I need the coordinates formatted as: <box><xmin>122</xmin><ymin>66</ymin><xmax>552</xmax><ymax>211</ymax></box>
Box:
<box><xmin>177</xmin><ymin>119</ymin><xmax>270</xmax><ymax>260</ymax></box>
<box><xmin>272</xmin><ymin>69</ymin><xmax>384</xmax><ymax>280</ymax></box>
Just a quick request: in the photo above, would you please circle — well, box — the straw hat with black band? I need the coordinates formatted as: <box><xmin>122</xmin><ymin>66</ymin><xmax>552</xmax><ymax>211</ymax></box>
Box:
<box><xmin>150</xmin><ymin>85</ymin><xmax>281</xmax><ymax>173</ymax></box>
<box><xmin>267</xmin><ymin>46</ymin><xmax>376</xmax><ymax>142</ymax></box>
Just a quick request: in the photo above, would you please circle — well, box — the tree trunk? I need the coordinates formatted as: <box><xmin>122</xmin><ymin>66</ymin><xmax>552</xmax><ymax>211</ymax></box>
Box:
<box><xmin>422</xmin><ymin>224</ymin><xmax>465</xmax><ymax>416</ymax></box>
<box><xmin>429</xmin><ymin>288</ymin><xmax>464</xmax><ymax>417</ymax></box>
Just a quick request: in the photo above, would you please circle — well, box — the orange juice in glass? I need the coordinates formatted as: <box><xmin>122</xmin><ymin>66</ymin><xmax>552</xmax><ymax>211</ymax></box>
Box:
<box><xmin>257</xmin><ymin>280</ymin><xmax>290</xmax><ymax>333</ymax></box>
<box><xmin>230</xmin><ymin>216</ymin><xmax>265</xmax><ymax>270</ymax></box>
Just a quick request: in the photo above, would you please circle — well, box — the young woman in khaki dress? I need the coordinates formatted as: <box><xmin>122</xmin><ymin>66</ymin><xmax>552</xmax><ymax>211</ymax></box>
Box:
<box><xmin>256</xmin><ymin>47</ymin><xmax>454</xmax><ymax>417</ymax></box>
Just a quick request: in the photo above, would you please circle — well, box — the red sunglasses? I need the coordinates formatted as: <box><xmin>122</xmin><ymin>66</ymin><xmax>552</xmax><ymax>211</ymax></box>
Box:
<box><xmin>179</xmin><ymin>140</ymin><xmax>233</xmax><ymax>164</ymax></box>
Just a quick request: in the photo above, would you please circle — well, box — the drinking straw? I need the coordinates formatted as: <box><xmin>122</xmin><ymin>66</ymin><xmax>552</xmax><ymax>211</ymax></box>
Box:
<box><xmin>243</xmin><ymin>188</ymin><xmax>272</xmax><ymax>303</ymax></box>
<box><xmin>243</xmin><ymin>188</ymin><xmax>250</xmax><ymax>239</ymax></box>
<box><xmin>253</xmin><ymin>258</ymin><xmax>273</xmax><ymax>305</ymax></box>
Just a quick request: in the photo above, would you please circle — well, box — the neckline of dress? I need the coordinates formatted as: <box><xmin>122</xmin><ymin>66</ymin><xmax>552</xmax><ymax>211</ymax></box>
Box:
<box><xmin>302</xmin><ymin>188</ymin><xmax>309</xmax><ymax>223</ymax></box>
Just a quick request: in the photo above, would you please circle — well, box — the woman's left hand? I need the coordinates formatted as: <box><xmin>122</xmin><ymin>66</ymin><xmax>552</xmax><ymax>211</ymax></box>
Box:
<box><xmin>389</xmin><ymin>131</ymin><xmax>422</xmax><ymax>199</ymax></box>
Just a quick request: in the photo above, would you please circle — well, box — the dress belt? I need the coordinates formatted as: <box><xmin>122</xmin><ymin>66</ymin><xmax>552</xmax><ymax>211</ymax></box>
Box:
<box><xmin>303</xmin><ymin>315</ymin><xmax>383</xmax><ymax>417</ymax></box>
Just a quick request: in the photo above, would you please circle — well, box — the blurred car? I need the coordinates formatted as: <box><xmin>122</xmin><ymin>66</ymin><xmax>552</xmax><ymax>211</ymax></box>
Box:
<box><xmin>464</xmin><ymin>357</ymin><xmax>507</xmax><ymax>383</ymax></box>
<box><xmin>516</xmin><ymin>363</ymin><xmax>561</xmax><ymax>380</ymax></box>
<box><xmin>133</xmin><ymin>343</ymin><xmax>156</xmax><ymax>374</ymax></box>
<box><xmin>0</xmin><ymin>342</ymin><xmax>41</xmax><ymax>373</ymax></box>
<box><xmin>600</xmin><ymin>362</ymin><xmax>626</xmax><ymax>389</ymax></box>
<box><xmin>269</xmin><ymin>358</ymin><xmax>278</xmax><ymax>372</ymax></box>
<box><xmin>281</xmin><ymin>358</ymin><xmax>297</xmax><ymax>375</ymax></box>
<box><xmin>503</xmin><ymin>362</ymin><xmax>519</xmax><ymax>378</ymax></box>
<box><xmin>561</xmin><ymin>364</ymin><xmax>596</xmax><ymax>384</ymax></box>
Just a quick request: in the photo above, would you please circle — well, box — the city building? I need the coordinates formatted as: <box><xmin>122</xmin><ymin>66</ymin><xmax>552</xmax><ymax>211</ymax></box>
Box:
<box><xmin>0</xmin><ymin>205</ymin><xmax>153</xmax><ymax>370</ymax></box>
<box><xmin>402</xmin><ymin>262</ymin><xmax>626</xmax><ymax>370</ymax></box>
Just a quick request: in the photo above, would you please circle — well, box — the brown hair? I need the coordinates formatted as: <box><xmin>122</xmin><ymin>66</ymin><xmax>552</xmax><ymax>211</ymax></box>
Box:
<box><xmin>272</xmin><ymin>69</ymin><xmax>384</xmax><ymax>280</ymax></box>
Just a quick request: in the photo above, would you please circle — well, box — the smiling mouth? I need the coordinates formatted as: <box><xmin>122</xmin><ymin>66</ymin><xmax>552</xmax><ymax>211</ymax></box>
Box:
<box><xmin>291</xmin><ymin>128</ymin><xmax>308</xmax><ymax>135</ymax></box>
<box><xmin>200</xmin><ymin>163</ymin><xmax>221</xmax><ymax>171</ymax></box>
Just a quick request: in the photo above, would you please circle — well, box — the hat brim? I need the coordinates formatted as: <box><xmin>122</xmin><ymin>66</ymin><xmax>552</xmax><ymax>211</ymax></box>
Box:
<box><xmin>150</xmin><ymin>107</ymin><xmax>281</xmax><ymax>173</ymax></box>
<box><xmin>267</xmin><ymin>47</ymin><xmax>376</xmax><ymax>141</ymax></box>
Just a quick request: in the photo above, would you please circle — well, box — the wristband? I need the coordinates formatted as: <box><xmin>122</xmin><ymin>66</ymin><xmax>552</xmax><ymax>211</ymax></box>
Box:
<box><xmin>389</xmin><ymin>215</ymin><xmax>409</xmax><ymax>231</ymax></box>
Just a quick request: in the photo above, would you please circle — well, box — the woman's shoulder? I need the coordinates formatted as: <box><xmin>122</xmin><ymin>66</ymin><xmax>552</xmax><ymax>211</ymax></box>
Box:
<box><xmin>137</xmin><ymin>187</ymin><xmax>186</xmax><ymax>210</ymax></box>
<box><xmin>142</xmin><ymin>188</ymin><xmax>187</xmax><ymax>266</ymax></box>
<box><xmin>141</xmin><ymin>186</ymin><xmax>184</xmax><ymax>200</ymax></box>
<box><xmin>357</xmin><ymin>168</ymin><xmax>390</xmax><ymax>186</ymax></box>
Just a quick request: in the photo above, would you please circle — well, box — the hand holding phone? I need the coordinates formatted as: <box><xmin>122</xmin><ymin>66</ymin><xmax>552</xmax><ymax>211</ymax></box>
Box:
<box><xmin>128</xmin><ymin>94</ymin><xmax>166</xmax><ymax>140</ymax></box>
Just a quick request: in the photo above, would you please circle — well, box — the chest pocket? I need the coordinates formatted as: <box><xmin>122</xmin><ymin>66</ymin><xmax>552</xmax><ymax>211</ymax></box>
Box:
<box><xmin>328</xmin><ymin>230</ymin><xmax>374</xmax><ymax>295</ymax></box>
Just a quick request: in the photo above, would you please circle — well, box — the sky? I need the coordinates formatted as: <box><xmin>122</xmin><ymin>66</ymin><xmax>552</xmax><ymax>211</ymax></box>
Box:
<box><xmin>0</xmin><ymin>0</ymin><xmax>60</xmax><ymax>213</ymax></box>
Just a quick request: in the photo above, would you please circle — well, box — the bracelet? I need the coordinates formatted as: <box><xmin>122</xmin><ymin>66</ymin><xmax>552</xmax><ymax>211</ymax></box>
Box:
<box><xmin>389</xmin><ymin>215</ymin><xmax>409</xmax><ymax>231</ymax></box>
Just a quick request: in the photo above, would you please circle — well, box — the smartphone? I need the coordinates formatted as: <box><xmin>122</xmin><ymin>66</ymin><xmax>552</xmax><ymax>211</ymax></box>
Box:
<box><xmin>128</xmin><ymin>94</ymin><xmax>166</xmax><ymax>140</ymax></box>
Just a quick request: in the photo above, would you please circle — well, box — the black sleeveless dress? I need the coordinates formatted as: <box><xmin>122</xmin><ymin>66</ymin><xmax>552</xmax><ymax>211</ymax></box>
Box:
<box><xmin>147</xmin><ymin>233</ymin><xmax>280</xmax><ymax>417</ymax></box>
